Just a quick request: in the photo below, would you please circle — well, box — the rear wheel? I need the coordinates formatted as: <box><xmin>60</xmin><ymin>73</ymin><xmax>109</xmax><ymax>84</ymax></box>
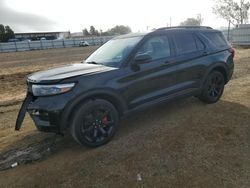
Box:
<box><xmin>198</xmin><ymin>71</ymin><xmax>225</xmax><ymax>104</ymax></box>
<box><xmin>70</xmin><ymin>99</ymin><xmax>119</xmax><ymax>147</ymax></box>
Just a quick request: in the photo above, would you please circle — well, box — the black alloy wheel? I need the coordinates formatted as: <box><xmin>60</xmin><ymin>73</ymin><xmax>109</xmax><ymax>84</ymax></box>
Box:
<box><xmin>199</xmin><ymin>71</ymin><xmax>225</xmax><ymax>104</ymax></box>
<box><xmin>70</xmin><ymin>99</ymin><xmax>119</xmax><ymax>147</ymax></box>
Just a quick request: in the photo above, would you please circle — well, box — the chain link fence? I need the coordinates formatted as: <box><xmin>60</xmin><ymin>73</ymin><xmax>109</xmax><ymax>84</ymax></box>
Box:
<box><xmin>222</xmin><ymin>24</ymin><xmax>250</xmax><ymax>46</ymax></box>
<box><xmin>0</xmin><ymin>36</ymin><xmax>114</xmax><ymax>53</ymax></box>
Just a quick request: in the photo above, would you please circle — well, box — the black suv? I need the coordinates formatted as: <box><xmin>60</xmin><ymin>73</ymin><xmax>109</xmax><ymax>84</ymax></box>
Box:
<box><xmin>16</xmin><ymin>26</ymin><xmax>235</xmax><ymax>147</ymax></box>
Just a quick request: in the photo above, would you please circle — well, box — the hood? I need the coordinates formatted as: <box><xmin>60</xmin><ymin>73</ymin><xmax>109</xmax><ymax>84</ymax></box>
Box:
<box><xmin>27</xmin><ymin>63</ymin><xmax>117</xmax><ymax>83</ymax></box>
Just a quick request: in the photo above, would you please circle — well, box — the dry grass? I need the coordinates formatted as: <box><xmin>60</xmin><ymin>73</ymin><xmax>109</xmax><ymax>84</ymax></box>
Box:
<box><xmin>0</xmin><ymin>47</ymin><xmax>249</xmax><ymax>187</ymax></box>
<box><xmin>0</xmin><ymin>47</ymin><xmax>98</xmax><ymax>104</ymax></box>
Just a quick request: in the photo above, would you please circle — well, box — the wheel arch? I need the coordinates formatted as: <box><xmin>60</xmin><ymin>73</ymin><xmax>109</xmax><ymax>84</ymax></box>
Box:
<box><xmin>203</xmin><ymin>63</ymin><xmax>229</xmax><ymax>85</ymax></box>
<box><xmin>59</xmin><ymin>89</ymin><xmax>127</xmax><ymax>132</ymax></box>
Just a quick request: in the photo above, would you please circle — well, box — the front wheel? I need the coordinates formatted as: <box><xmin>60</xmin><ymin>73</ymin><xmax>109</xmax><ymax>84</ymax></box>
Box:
<box><xmin>70</xmin><ymin>99</ymin><xmax>119</xmax><ymax>147</ymax></box>
<box><xmin>198</xmin><ymin>71</ymin><xmax>225</xmax><ymax>104</ymax></box>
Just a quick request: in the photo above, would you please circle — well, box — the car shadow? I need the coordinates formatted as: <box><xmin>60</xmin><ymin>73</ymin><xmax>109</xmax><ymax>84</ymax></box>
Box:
<box><xmin>116</xmin><ymin>97</ymin><xmax>250</xmax><ymax>138</ymax></box>
<box><xmin>1</xmin><ymin>97</ymin><xmax>249</xmax><ymax>170</ymax></box>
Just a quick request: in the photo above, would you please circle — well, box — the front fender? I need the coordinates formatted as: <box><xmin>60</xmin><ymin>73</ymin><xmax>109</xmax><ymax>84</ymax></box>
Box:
<box><xmin>59</xmin><ymin>88</ymin><xmax>127</xmax><ymax>132</ymax></box>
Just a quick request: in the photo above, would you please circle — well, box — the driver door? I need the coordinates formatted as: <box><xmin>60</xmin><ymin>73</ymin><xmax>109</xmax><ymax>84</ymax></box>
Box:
<box><xmin>123</xmin><ymin>34</ymin><xmax>178</xmax><ymax>108</ymax></box>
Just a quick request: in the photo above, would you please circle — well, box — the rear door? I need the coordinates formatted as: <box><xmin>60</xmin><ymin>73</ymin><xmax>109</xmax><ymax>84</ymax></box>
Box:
<box><xmin>169</xmin><ymin>31</ymin><xmax>207</xmax><ymax>92</ymax></box>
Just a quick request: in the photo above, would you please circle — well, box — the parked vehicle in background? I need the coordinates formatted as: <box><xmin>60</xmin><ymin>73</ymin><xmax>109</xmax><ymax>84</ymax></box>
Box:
<box><xmin>16</xmin><ymin>26</ymin><xmax>235</xmax><ymax>147</ymax></box>
<box><xmin>79</xmin><ymin>41</ymin><xmax>90</xmax><ymax>47</ymax></box>
<box><xmin>8</xmin><ymin>38</ymin><xmax>20</xmax><ymax>42</ymax></box>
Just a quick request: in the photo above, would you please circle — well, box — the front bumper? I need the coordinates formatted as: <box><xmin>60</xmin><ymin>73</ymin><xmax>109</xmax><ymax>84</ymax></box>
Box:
<box><xmin>28</xmin><ymin>109</ymin><xmax>61</xmax><ymax>133</ymax></box>
<box><xmin>16</xmin><ymin>90</ymin><xmax>75</xmax><ymax>133</ymax></box>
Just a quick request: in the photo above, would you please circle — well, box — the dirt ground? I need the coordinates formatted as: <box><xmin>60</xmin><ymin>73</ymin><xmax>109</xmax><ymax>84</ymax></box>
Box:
<box><xmin>0</xmin><ymin>47</ymin><xmax>249</xmax><ymax>187</ymax></box>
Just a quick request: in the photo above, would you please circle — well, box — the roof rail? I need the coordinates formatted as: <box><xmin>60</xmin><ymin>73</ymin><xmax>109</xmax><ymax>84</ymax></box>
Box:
<box><xmin>155</xmin><ymin>26</ymin><xmax>213</xmax><ymax>31</ymax></box>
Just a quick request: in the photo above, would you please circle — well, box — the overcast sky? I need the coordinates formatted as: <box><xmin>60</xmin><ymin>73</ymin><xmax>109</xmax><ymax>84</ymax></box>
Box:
<box><xmin>0</xmin><ymin>0</ymin><xmax>229</xmax><ymax>33</ymax></box>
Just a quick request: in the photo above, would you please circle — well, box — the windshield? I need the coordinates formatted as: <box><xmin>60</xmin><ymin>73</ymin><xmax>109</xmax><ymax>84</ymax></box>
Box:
<box><xmin>85</xmin><ymin>36</ymin><xmax>143</xmax><ymax>67</ymax></box>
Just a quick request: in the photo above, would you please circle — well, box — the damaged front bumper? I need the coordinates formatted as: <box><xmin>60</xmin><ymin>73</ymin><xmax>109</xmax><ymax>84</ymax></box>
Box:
<box><xmin>28</xmin><ymin>108</ymin><xmax>61</xmax><ymax>133</ymax></box>
<box><xmin>15</xmin><ymin>93</ymin><xmax>33</xmax><ymax>131</ymax></box>
<box><xmin>15</xmin><ymin>91</ymin><xmax>74</xmax><ymax>133</ymax></box>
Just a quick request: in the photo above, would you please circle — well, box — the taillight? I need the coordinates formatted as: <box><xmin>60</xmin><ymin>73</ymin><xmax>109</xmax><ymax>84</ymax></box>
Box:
<box><xmin>229</xmin><ymin>48</ymin><xmax>235</xmax><ymax>58</ymax></box>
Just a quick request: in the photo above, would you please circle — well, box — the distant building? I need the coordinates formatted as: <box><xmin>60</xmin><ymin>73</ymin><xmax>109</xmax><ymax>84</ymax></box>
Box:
<box><xmin>15</xmin><ymin>31</ymin><xmax>70</xmax><ymax>41</ymax></box>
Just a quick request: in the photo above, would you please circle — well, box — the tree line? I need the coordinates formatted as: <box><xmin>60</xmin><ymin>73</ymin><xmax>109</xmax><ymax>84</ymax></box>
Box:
<box><xmin>0</xmin><ymin>24</ymin><xmax>131</xmax><ymax>42</ymax></box>
<box><xmin>0</xmin><ymin>24</ymin><xmax>15</xmax><ymax>42</ymax></box>
<box><xmin>82</xmin><ymin>25</ymin><xmax>131</xmax><ymax>36</ymax></box>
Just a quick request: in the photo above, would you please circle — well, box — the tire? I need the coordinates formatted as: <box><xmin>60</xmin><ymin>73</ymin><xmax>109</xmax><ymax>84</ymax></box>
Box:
<box><xmin>70</xmin><ymin>99</ymin><xmax>119</xmax><ymax>147</ymax></box>
<box><xmin>198</xmin><ymin>71</ymin><xmax>225</xmax><ymax>104</ymax></box>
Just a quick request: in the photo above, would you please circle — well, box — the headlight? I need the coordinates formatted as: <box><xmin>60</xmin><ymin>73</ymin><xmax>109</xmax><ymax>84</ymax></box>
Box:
<box><xmin>32</xmin><ymin>83</ymin><xmax>75</xmax><ymax>96</ymax></box>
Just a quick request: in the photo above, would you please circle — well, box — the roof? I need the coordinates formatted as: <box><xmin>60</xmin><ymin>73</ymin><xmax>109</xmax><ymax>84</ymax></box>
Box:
<box><xmin>112</xmin><ymin>26</ymin><xmax>218</xmax><ymax>40</ymax></box>
<box><xmin>152</xmin><ymin>26</ymin><xmax>221</xmax><ymax>35</ymax></box>
<box><xmin>155</xmin><ymin>26</ymin><xmax>213</xmax><ymax>31</ymax></box>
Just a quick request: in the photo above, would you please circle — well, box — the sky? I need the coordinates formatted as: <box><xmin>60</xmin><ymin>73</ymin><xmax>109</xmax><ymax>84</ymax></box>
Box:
<box><xmin>0</xmin><ymin>0</ymin><xmax>229</xmax><ymax>33</ymax></box>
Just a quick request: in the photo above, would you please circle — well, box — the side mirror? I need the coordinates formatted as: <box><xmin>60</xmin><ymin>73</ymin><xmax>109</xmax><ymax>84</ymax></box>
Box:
<box><xmin>134</xmin><ymin>53</ymin><xmax>152</xmax><ymax>64</ymax></box>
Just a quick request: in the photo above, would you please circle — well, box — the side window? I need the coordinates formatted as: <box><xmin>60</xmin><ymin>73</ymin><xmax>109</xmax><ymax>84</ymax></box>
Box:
<box><xmin>136</xmin><ymin>35</ymin><xmax>171</xmax><ymax>60</ymax></box>
<box><xmin>173</xmin><ymin>33</ymin><xmax>197</xmax><ymax>55</ymax></box>
<box><xmin>194</xmin><ymin>36</ymin><xmax>205</xmax><ymax>51</ymax></box>
<box><xmin>203</xmin><ymin>32</ymin><xmax>228</xmax><ymax>48</ymax></box>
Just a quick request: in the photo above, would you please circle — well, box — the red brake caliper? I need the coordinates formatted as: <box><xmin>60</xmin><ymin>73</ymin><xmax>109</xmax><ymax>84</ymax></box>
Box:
<box><xmin>102</xmin><ymin>116</ymin><xmax>108</xmax><ymax>125</ymax></box>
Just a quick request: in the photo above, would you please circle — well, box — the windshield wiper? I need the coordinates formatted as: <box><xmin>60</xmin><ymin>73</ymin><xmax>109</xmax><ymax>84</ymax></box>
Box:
<box><xmin>86</xmin><ymin>61</ymin><xmax>103</xmax><ymax>65</ymax></box>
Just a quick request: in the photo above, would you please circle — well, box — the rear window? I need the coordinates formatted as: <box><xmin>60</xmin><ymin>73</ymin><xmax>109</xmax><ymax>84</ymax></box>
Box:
<box><xmin>203</xmin><ymin>32</ymin><xmax>228</xmax><ymax>48</ymax></box>
<box><xmin>173</xmin><ymin>33</ymin><xmax>202</xmax><ymax>55</ymax></box>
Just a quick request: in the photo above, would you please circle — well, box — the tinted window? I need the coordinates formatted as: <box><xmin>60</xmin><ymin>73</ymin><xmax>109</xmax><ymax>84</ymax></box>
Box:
<box><xmin>136</xmin><ymin>35</ymin><xmax>171</xmax><ymax>60</ymax></box>
<box><xmin>195</xmin><ymin>36</ymin><xmax>205</xmax><ymax>51</ymax></box>
<box><xmin>203</xmin><ymin>32</ymin><xmax>228</xmax><ymax>48</ymax></box>
<box><xmin>173</xmin><ymin>33</ymin><xmax>197</xmax><ymax>55</ymax></box>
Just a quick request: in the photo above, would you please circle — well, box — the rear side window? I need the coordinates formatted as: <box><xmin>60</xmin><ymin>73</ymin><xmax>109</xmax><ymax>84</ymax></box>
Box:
<box><xmin>173</xmin><ymin>33</ymin><xmax>198</xmax><ymax>55</ymax></box>
<box><xmin>203</xmin><ymin>32</ymin><xmax>228</xmax><ymax>48</ymax></box>
<box><xmin>194</xmin><ymin>36</ymin><xmax>205</xmax><ymax>51</ymax></box>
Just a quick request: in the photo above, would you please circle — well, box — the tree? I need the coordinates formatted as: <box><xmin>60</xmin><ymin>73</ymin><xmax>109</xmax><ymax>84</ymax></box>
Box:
<box><xmin>213</xmin><ymin>0</ymin><xmax>250</xmax><ymax>25</ymax></box>
<box><xmin>180</xmin><ymin>16</ymin><xmax>203</xmax><ymax>26</ymax></box>
<box><xmin>89</xmin><ymin>26</ymin><xmax>100</xmax><ymax>36</ymax></box>
<box><xmin>108</xmin><ymin>25</ymin><xmax>131</xmax><ymax>35</ymax></box>
<box><xmin>5</xmin><ymin>26</ymin><xmax>14</xmax><ymax>40</ymax></box>
<box><xmin>0</xmin><ymin>24</ymin><xmax>5</xmax><ymax>42</ymax></box>
<box><xmin>0</xmin><ymin>24</ymin><xmax>15</xmax><ymax>42</ymax></box>
<box><xmin>101</xmin><ymin>25</ymin><xmax>131</xmax><ymax>36</ymax></box>
<box><xmin>95</xmin><ymin>30</ymin><xmax>100</xmax><ymax>36</ymax></box>
<box><xmin>89</xmin><ymin>26</ymin><xmax>95</xmax><ymax>36</ymax></box>
<box><xmin>82</xmin><ymin>28</ymin><xmax>90</xmax><ymax>36</ymax></box>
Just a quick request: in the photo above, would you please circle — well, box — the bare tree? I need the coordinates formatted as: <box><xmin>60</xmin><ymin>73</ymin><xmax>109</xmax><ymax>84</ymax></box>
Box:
<box><xmin>213</xmin><ymin>0</ymin><xmax>250</xmax><ymax>25</ymax></box>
